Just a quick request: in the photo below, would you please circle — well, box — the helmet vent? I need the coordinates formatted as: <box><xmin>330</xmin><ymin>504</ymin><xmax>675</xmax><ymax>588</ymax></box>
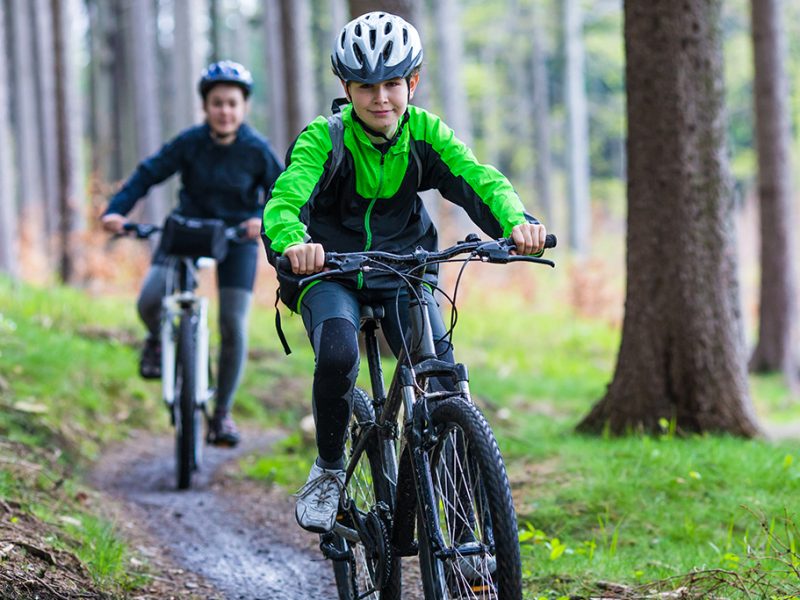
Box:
<box><xmin>355</xmin><ymin>23</ymin><xmax>362</xmax><ymax>36</ymax></box>
<box><xmin>340</xmin><ymin>31</ymin><xmax>346</xmax><ymax>48</ymax></box>
<box><xmin>353</xmin><ymin>44</ymin><xmax>365</xmax><ymax>66</ymax></box>
<box><xmin>402</xmin><ymin>28</ymin><xmax>408</xmax><ymax>44</ymax></box>
<box><xmin>384</xmin><ymin>21</ymin><xmax>393</xmax><ymax>34</ymax></box>
<box><xmin>383</xmin><ymin>41</ymin><xmax>393</xmax><ymax>61</ymax></box>
<box><xmin>369</xmin><ymin>29</ymin><xmax>376</xmax><ymax>49</ymax></box>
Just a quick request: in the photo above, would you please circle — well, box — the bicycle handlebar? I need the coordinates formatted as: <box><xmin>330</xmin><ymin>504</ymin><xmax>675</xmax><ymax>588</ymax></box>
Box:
<box><xmin>275</xmin><ymin>233</ymin><xmax>557</xmax><ymax>287</ymax></box>
<box><xmin>120</xmin><ymin>222</ymin><xmax>248</xmax><ymax>241</ymax></box>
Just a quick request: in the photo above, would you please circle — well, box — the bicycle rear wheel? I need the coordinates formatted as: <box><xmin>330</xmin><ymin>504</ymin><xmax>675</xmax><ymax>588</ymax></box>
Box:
<box><xmin>332</xmin><ymin>387</ymin><xmax>401</xmax><ymax>600</ymax></box>
<box><xmin>417</xmin><ymin>397</ymin><xmax>522</xmax><ymax>600</ymax></box>
<box><xmin>175</xmin><ymin>312</ymin><xmax>200</xmax><ymax>490</ymax></box>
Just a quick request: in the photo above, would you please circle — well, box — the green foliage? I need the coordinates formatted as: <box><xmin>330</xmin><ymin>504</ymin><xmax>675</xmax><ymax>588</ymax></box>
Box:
<box><xmin>63</xmin><ymin>514</ymin><xmax>146</xmax><ymax>589</ymax></box>
<box><xmin>0</xmin><ymin>277</ymin><xmax>167</xmax><ymax>594</ymax></box>
<box><xmin>240</xmin><ymin>431</ymin><xmax>315</xmax><ymax>489</ymax></box>
<box><xmin>0</xmin><ymin>278</ymin><xmax>164</xmax><ymax>459</ymax></box>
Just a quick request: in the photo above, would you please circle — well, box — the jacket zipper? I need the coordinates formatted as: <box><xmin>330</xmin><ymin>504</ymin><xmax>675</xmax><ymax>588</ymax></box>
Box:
<box><xmin>358</xmin><ymin>152</ymin><xmax>386</xmax><ymax>289</ymax></box>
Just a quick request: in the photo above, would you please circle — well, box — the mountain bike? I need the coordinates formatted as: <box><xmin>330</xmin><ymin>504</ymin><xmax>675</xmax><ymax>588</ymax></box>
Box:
<box><xmin>122</xmin><ymin>220</ymin><xmax>244</xmax><ymax>490</ymax></box>
<box><xmin>279</xmin><ymin>232</ymin><xmax>556</xmax><ymax>599</ymax></box>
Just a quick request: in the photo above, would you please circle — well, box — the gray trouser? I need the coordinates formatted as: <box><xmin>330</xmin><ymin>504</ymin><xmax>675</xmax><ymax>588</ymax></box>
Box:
<box><xmin>137</xmin><ymin>265</ymin><xmax>252</xmax><ymax>415</ymax></box>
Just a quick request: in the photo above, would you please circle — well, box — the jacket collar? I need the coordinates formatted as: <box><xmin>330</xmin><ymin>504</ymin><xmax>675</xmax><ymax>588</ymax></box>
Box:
<box><xmin>342</xmin><ymin>103</ymin><xmax>409</xmax><ymax>156</ymax></box>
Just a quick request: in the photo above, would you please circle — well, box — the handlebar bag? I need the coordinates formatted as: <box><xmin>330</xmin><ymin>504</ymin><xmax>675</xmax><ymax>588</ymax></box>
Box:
<box><xmin>160</xmin><ymin>214</ymin><xmax>228</xmax><ymax>261</ymax></box>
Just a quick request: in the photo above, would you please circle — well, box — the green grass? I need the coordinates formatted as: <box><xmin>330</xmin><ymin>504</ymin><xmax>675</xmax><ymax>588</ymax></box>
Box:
<box><xmin>243</xmin><ymin>269</ymin><xmax>800</xmax><ymax>598</ymax></box>
<box><xmin>3</xmin><ymin>270</ymin><xmax>799</xmax><ymax>598</ymax></box>
<box><xmin>0</xmin><ymin>277</ymin><xmax>164</xmax><ymax>593</ymax></box>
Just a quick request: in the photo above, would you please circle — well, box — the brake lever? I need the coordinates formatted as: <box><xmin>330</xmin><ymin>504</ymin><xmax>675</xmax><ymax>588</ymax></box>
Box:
<box><xmin>297</xmin><ymin>255</ymin><xmax>370</xmax><ymax>287</ymax></box>
<box><xmin>475</xmin><ymin>239</ymin><xmax>555</xmax><ymax>267</ymax></box>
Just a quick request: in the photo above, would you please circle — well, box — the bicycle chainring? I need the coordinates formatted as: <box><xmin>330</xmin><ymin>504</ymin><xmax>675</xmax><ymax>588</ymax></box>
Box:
<box><xmin>363</xmin><ymin>502</ymin><xmax>393</xmax><ymax>590</ymax></box>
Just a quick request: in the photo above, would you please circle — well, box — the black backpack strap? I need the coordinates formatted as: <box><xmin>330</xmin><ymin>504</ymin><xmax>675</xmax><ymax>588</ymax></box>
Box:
<box><xmin>409</xmin><ymin>139</ymin><xmax>423</xmax><ymax>187</ymax></box>
<box><xmin>274</xmin><ymin>288</ymin><xmax>292</xmax><ymax>355</ymax></box>
<box><xmin>319</xmin><ymin>112</ymin><xmax>345</xmax><ymax>193</ymax></box>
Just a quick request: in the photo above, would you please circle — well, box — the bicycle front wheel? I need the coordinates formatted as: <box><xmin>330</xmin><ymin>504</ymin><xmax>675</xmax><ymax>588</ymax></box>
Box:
<box><xmin>332</xmin><ymin>387</ymin><xmax>401</xmax><ymax>600</ymax></box>
<box><xmin>417</xmin><ymin>397</ymin><xmax>522</xmax><ymax>600</ymax></box>
<box><xmin>175</xmin><ymin>312</ymin><xmax>200</xmax><ymax>490</ymax></box>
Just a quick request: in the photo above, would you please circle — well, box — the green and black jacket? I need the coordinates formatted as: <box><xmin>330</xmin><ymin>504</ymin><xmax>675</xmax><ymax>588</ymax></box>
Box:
<box><xmin>263</xmin><ymin>103</ymin><xmax>537</xmax><ymax>309</ymax></box>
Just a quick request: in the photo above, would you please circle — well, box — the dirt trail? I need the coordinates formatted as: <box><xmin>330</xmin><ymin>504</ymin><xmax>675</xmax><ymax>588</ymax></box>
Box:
<box><xmin>90</xmin><ymin>429</ymin><xmax>337</xmax><ymax>600</ymax></box>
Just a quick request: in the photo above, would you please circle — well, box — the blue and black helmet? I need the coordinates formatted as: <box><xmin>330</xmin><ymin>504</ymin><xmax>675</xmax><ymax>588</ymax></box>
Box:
<box><xmin>198</xmin><ymin>60</ymin><xmax>254</xmax><ymax>98</ymax></box>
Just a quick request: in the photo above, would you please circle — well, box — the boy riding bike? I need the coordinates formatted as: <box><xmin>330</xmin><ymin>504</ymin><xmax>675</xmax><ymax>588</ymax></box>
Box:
<box><xmin>102</xmin><ymin>60</ymin><xmax>284</xmax><ymax>447</ymax></box>
<box><xmin>261</xmin><ymin>12</ymin><xmax>546</xmax><ymax>533</ymax></box>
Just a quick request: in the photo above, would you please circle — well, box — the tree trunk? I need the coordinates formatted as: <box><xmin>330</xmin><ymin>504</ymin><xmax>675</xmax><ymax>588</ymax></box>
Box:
<box><xmin>9</xmin><ymin>0</ymin><xmax>46</xmax><ymax>268</ymax></box>
<box><xmin>127</xmin><ymin>0</ymin><xmax>169</xmax><ymax>225</ymax></box>
<box><xmin>532</xmin><ymin>0</ymin><xmax>553</xmax><ymax>227</ymax></box>
<box><xmin>563</xmin><ymin>0</ymin><xmax>591</xmax><ymax>255</ymax></box>
<box><xmin>348</xmin><ymin>0</ymin><xmax>416</xmax><ymax>20</ymax></box>
<box><xmin>280</xmin><ymin>0</ymin><xmax>316</xmax><ymax>141</ymax></box>
<box><xmin>209</xmin><ymin>0</ymin><xmax>221</xmax><ymax>63</ymax></box>
<box><xmin>112</xmin><ymin>0</ymin><xmax>138</xmax><ymax>182</ymax></box>
<box><xmin>52</xmin><ymin>0</ymin><xmax>85</xmax><ymax>284</ymax></box>
<box><xmin>172</xmin><ymin>0</ymin><xmax>202</xmax><ymax>133</ymax></box>
<box><xmin>31</xmin><ymin>0</ymin><xmax>59</xmax><ymax>240</ymax></box>
<box><xmin>431</xmin><ymin>0</ymin><xmax>471</xmax><ymax>146</ymax></box>
<box><xmin>87</xmin><ymin>0</ymin><xmax>116</xmax><ymax>181</ymax></box>
<box><xmin>312</xmin><ymin>0</ymin><xmax>348</xmax><ymax>115</ymax></box>
<box><xmin>263</xmin><ymin>0</ymin><xmax>289</xmax><ymax>158</ymax></box>
<box><xmin>748</xmin><ymin>0</ymin><xmax>797</xmax><ymax>382</ymax></box>
<box><xmin>0</xmin><ymin>0</ymin><xmax>17</xmax><ymax>278</ymax></box>
<box><xmin>577</xmin><ymin>0</ymin><xmax>760</xmax><ymax>437</ymax></box>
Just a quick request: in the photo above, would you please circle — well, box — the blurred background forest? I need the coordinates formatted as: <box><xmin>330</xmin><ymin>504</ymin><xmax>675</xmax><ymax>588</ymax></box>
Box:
<box><xmin>2</xmin><ymin>0</ymin><xmax>800</xmax><ymax>295</ymax></box>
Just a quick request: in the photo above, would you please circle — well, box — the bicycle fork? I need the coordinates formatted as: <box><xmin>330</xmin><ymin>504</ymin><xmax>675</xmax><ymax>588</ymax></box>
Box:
<box><xmin>160</xmin><ymin>294</ymin><xmax>210</xmax><ymax>409</ymax></box>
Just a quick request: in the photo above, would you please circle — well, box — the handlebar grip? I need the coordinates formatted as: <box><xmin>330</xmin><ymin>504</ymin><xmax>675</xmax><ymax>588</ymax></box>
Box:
<box><xmin>545</xmin><ymin>233</ymin><xmax>557</xmax><ymax>249</ymax></box>
<box><xmin>275</xmin><ymin>252</ymin><xmax>337</xmax><ymax>274</ymax></box>
<box><xmin>275</xmin><ymin>255</ymin><xmax>291</xmax><ymax>273</ymax></box>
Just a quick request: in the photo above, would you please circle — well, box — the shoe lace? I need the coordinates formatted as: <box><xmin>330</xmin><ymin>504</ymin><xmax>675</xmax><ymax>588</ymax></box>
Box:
<box><xmin>294</xmin><ymin>472</ymin><xmax>344</xmax><ymax>508</ymax></box>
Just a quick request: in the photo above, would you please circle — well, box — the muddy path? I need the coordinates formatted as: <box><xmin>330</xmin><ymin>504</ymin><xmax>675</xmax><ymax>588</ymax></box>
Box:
<box><xmin>90</xmin><ymin>429</ymin><xmax>337</xmax><ymax>600</ymax></box>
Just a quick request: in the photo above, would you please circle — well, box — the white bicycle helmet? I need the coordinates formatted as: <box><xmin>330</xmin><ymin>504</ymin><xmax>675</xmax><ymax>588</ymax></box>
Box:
<box><xmin>332</xmin><ymin>12</ymin><xmax>423</xmax><ymax>84</ymax></box>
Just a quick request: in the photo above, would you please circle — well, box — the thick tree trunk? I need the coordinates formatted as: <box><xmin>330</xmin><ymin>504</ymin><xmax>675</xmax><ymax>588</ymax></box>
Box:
<box><xmin>280</xmin><ymin>0</ymin><xmax>316</xmax><ymax>141</ymax></box>
<box><xmin>577</xmin><ymin>0</ymin><xmax>759</xmax><ymax>437</ymax></box>
<box><xmin>0</xmin><ymin>0</ymin><xmax>17</xmax><ymax>278</ymax></box>
<box><xmin>53</xmin><ymin>0</ymin><xmax>85</xmax><ymax>284</ymax></box>
<box><xmin>563</xmin><ymin>0</ymin><xmax>591</xmax><ymax>256</ymax></box>
<box><xmin>748</xmin><ymin>0</ymin><xmax>797</xmax><ymax>381</ymax></box>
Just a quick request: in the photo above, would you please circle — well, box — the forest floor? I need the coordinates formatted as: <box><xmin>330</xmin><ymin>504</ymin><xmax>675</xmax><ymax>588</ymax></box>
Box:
<box><xmin>87</xmin><ymin>427</ymin><xmax>339</xmax><ymax>600</ymax></box>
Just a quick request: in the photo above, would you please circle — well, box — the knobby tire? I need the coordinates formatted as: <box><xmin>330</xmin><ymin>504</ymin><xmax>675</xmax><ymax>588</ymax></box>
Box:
<box><xmin>417</xmin><ymin>397</ymin><xmax>522</xmax><ymax>600</ymax></box>
<box><xmin>176</xmin><ymin>312</ymin><xmax>198</xmax><ymax>490</ymax></box>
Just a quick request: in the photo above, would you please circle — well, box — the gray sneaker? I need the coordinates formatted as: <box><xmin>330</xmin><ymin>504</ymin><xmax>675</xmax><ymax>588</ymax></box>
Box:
<box><xmin>294</xmin><ymin>463</ymin><xmax>346</xmax><ymax>533</ymax></box>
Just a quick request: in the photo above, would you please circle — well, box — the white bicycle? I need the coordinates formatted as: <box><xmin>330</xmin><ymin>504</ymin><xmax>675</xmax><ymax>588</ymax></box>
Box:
<box><xmin>123</xmin><ymin>219</ymin><xmax>243</xmax><ymax>489</ymax></box>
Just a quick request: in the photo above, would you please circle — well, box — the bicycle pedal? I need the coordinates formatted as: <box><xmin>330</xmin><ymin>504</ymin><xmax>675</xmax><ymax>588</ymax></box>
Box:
<box><xmin>319</xmin><ymin>534</ymin><xmax>351</xmax><ymax>562</ymax></box>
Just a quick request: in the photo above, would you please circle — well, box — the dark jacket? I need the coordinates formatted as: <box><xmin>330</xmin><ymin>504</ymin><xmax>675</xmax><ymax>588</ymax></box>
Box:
<box><xmin>105</xmin><ymin>123</ymin><xmax>284</xmax><ymax>226</ymax></box>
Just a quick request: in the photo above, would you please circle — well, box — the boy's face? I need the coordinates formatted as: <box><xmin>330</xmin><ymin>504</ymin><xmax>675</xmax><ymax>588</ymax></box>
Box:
<box><xmin>344</xmin><ymin>74</ymin><xmax>419</xmax><ymax>138</ymax></box>
<box><xmin>203</xmin><ymin>84</ymin><xmax>248</xmax><ymax>140</ymax></box>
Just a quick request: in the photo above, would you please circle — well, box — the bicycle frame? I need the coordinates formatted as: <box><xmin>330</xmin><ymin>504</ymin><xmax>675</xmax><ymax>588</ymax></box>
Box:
<box><xmin>338</xmin><ymin>278</ymin><xmax>476</xmax><ymax>559</ymax></box>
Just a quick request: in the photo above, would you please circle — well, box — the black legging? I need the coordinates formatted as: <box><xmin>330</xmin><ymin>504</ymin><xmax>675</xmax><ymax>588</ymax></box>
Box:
<box><xmin>304</xmin><ymin>283</ymin><xmax>455</xmax><ymax>466</ymax></box>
